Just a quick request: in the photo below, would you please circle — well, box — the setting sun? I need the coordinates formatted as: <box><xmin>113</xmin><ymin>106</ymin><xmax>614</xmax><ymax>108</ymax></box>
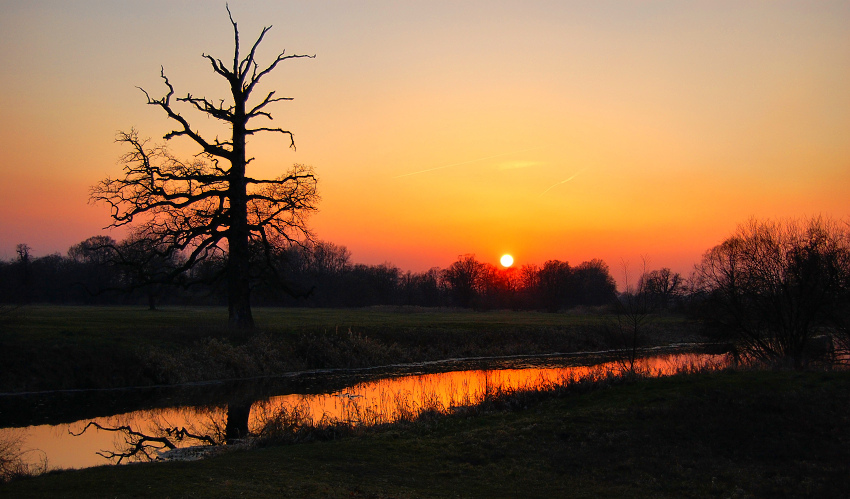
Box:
<box><xmin>500</xmin><ymin>254</ymin><xmax>514</xmax><ymax>268</ymax></box>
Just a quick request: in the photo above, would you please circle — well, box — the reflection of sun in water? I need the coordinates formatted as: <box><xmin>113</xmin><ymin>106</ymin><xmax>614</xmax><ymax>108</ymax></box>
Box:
<box><xmin>500</xmin><ymin>254</ymin><xmax>514</xmax><ymax>268</ymax></box>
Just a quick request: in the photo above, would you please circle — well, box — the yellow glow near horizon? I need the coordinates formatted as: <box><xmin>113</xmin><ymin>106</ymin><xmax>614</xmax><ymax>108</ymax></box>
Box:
<box><xmin>500</xmin><ymin>254</ymin><xmax>514</xmax><ymax>268</ymax></box>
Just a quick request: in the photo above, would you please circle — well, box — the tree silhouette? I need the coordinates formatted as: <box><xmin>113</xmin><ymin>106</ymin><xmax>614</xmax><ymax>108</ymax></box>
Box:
<box><xmin>442</xmin><ymin>254</ymin><xmax>485</xmax><ymax>308</ymax></box>
<box><xmin>92</xmin><ymin>8</ymin><xmax>318</xmax><ymax>327</ymax></box>
<box><xmin>536</xmin><ymin>260</ymin><xmax>572</xmax><ymax>312</ymax></box>
<box><xmin>639</xmin><ymin>267</ymin><xmax>683</xmax><ymax>310</ymax></box>
<box><xmin>693</xmin><ymin>217</ymin><xmax>850</xmax><ymax>368</ymax></box>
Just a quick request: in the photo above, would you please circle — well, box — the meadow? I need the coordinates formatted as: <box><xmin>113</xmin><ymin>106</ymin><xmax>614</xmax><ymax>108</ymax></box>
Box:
<box><xmin>0</xmin><ymin>305</ymin><xmax>696</xmax><ymax>393</ymax></box>
<box><xmin>4</xmin><ymin>304</ymin><xmax>643</xmax><ymax>338</ymax></box>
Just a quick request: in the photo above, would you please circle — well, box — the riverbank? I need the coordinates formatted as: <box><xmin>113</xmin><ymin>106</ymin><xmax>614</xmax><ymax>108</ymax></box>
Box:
<box><xmin>4</xmin><ymin>369</ymin><xmax>848</xmax><ymax>498</ymax></box>
<box><xmin>0</xmin><ymin>305</ymin><xmax>701</xmax><ymax>393</ymax></box>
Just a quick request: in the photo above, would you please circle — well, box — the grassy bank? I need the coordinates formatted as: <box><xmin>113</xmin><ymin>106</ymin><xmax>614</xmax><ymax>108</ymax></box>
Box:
<box><xmin>3</xmin><ymin>369</ymin><xmax>848</xmax><ymax>498</ymax></box>
<box><xmin>0</xmin><ymin>305</ymin><xmax>699</xmax><ymax>392</ymax></box>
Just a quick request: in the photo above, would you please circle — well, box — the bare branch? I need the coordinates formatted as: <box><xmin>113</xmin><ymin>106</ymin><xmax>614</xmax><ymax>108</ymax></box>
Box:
<box><xmin>70</xmin><ymin>421</ymin><xmax>216</xmax><ymax>465</ymax></box>
<box><xmin>240</xmin><ymin>25</ymin><xmax>273</xmax><ymax>84</ymax></box>
<box><xmin>227</xmin><ymin>3</ymin><xmax>240</xmax><ymax>74</ymax></box>
<box><xmin>138</xmin><ymin>69</ymin><xmax>232</xmax><ymax>160</ymax></box>
<box><xmin>247</xmin><ymin>91</ymin><xmax>293</xmax><ymax>119</ymax></box>
<box><xmin>179</xmin><ymin>94</ymin><xmax>235</xmax><ymax>122</ymax></box>
<box><xmin>245</xmin><ymin>53</ymin><xmax>315</xmax><ymax>96</ymax></box>
<box><xmin>245</xmin><ymin>127</ymin><xmax>295</xmax><ymax>149</ymax></box>
<box><xmin>203</xmin><ymin>53</ymin><xmax>232</xmax><ymax>79</ymax></box>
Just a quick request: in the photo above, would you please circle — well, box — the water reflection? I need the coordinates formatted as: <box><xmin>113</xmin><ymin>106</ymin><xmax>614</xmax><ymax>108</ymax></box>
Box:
<box><xmin>0</xmin><ymin>429</ymin><xmax>48</xmax><ymax>482</ymax></box>
<box><xmin>224</xmin><ymin>401</ymin><xmax>252</xmax><ymax>444</ymax></box>
<box><xmin>251</xmin><ymin>352</ymin><xmax>723</xmax><ymax>427</ymax></box>
<box><xmin>0</xmin><ymin>352</ymin><xmax>725</xmax><ymax>471</ymax></box>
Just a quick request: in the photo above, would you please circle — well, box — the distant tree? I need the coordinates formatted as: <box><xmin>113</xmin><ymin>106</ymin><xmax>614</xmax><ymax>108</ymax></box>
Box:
<box><xmin>399</xmin><ymin>268</ymin><xmax>442</xmax><ymax>307</ymax></box>
<box><xmin>293</xmin><ymin>241</ymin><xmax>351</xmax><ymax>306</ymax></box>
<box><xmin>536</xmin><ymin>260</ymin><xmax>572</xmax><ymax>312</ymax></box>
<box><xmin>29</xmin><ymin>253</ymin><xmax>74</xmax><ymax>303</ymax></box>
<box><xmin>67</xmin><ymin>236</ymin><xmax>116</xmax><ymax>266</ymax></box>
<box><xmin>442</xmin><ymin>254</ymin><xmax>485</xmax><ymax>308</ymax></box>
<box><xmin>306</xmin><ymin>241</ymin><xmax>351</xmax><ymax>277</ymax></box>
<box><xmin>516</xmin><ymin>263</ymin><xmax>541</xmax><ymax>309</ymax></box>
<box><xmin>693</xmin><ymin>217</ymin><xmax>850</xmax><ymax>368</ymax></box>
<box><xmin>92</xmin><ymin>8</ymin><xmax>317</xmax><ymax>327</ymax></box>
<box><xmin>345</xmin><ymin>263</ymin><xmax>401</xmax><ymax>307</ymax></box>
<box><xmin>476</xmin><ymin>263</ymin><xmax>517</xmax><ymax>310</ymax></box>
<box><xmin>572</xmin><ymin>259</ymin><xmax>617</xmax><ymax>307</ymax></box>
<box><xmin>67</xmin><ymin>236</ymin><xmax>120</xmax><ymax>299</ymax></box>
<box><xmin>13</xmin><ymin>244</ymin><xmax>31</xmax><ymax>304</ymax></box>
<box><xmin>115</xmin><ymin>233</ymin><xmax>183</xmax><ymax>310</ymax></box>
<box><xmin>639</xmin><ymin>267</ymin><xmax>683</xmax><ymax>310</ymax></box>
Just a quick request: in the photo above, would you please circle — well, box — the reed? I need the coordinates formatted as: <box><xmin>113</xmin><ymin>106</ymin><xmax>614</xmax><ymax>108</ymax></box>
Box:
<box><xmin>252</xmin><ymin>359</ymin><xmax>727</xmax><ymax>447</ymax></box>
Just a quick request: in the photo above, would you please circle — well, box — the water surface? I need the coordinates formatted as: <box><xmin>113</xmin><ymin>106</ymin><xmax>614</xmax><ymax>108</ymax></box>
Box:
<box><xmin>1</xmin><ymin>351</ymin><xmax>725</xmax><ymax>471</ymax></box>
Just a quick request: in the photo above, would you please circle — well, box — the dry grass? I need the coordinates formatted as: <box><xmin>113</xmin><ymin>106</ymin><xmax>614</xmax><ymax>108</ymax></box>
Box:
<box><xmin>0</xmin><ymin>431</ymin><xmax>48</xmax><ymax>484</ymax></box>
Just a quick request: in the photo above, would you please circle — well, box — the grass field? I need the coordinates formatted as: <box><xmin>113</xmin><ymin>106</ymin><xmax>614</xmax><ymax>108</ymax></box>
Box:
<box><xmin>1</xmin><ymin>305</ymin><xmax>613</xmax><ymax>352</ymax></box>
<box><xmin>3</xmin><ymin>369</ymin><xmax>848</xmax><ymax>498</ymax></box>
<box><xmin>0</xmin><ymin>305</ymin><xmax>698</xmax><ymax>393</ymax></box>
<box><xmin>6</xmin><ymin>304</ymin><xmax>634</xmax><ymax>336</ymax></box>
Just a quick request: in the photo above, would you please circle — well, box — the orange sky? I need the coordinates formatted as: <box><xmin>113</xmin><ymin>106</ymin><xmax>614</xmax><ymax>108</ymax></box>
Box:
<box><xmin>1</xmin><ymin>1</ymin><xmax>848</xmax><ymax>280</ymax></box>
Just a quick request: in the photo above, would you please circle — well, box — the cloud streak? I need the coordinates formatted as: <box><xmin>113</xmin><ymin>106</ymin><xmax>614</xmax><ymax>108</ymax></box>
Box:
<box><xmin>498</xmin><ymin>160</ymin><xmax>542</xmax><ymax>171</ymax></box>
<box><xmin>539</xmin><ymin>168</ymin><xmax>587</xmax><ymax>197</ymax></box>
<box><xmin>393</xmin><ymin>147</ymin><xmax>543</xmax><ymax>179</ymax></box>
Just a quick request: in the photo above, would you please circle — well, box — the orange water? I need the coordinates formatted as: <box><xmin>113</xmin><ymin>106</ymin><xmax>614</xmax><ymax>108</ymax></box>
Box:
<box><xmin>1</xmin><ymin>352</ymin><xmax>724</xmax><ymax>470</ymax></box>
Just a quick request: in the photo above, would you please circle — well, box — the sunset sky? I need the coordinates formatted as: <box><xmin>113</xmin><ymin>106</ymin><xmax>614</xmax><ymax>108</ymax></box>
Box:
<box><xmin>1</xmin><ymin>1</ymin><xmax>847</xmax><ymax>280</ymax></box>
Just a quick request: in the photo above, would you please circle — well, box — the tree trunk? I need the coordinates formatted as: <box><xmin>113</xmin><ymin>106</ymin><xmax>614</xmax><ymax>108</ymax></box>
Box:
<box><xmin>227</xmin><ymin>231</ymin><xmax>253</xmax><ymax>328</ymax></box>
<box><xmin>226</xmin><ymin>85</ymin><xmax>255</xmax><ymax>329</ymax></box>
<box><xmin>224</xmin><ymin>403</ymin><xmax>252</xmax><ymax>444</ymax></box>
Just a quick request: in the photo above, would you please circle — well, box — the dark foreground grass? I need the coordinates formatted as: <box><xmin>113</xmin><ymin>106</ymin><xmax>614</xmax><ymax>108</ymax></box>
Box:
<box><xmin>4</xmin><ymin>370</ymin><xmax>848</xmax><ymax>498</ymax></box>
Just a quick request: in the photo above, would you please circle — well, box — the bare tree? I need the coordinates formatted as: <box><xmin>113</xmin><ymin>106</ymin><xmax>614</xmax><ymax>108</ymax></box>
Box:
<box><xmin>92</xmin><ymin>8</ymin><xmax>318</xmax><ymax>327</ymax></box>
<box><xmin>607</xmin><ymin>258</ymin><xmax>656</xmax><ymax>374</ymax></box>
<box><xmin>13</xmin><ymin>244</ymin><xmax>31</xmax><ymax>305</ymax></box>
<box><xmin>693</xmin><ymin>217</ymin><xmax>850</xmax><ymax>368</ymax></box>
<box><xmin>115</xmin><ymin>233</ymin><xmax>183</xmax><ymax>310</ymax></box>
<box><xmin>639</xmin><ymin>267</ymin><xmax>683</xmax><ymax>310</ymax></box>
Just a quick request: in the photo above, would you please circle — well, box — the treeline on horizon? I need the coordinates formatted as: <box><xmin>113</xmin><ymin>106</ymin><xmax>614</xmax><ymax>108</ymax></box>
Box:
<box><xmin>3</xmin><ymin>215</ymin><xmax>849</xmax><ymax>329</ymax></box>
<box><xmin>0</xmin><ymin>236</ymin><xmax>640</xmax><ymax>311</ymax></box>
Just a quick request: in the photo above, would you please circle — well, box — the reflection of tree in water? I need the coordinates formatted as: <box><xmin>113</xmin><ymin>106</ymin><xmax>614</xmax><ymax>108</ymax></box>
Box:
<box><xmin>70</xmin><ymin>401</ymin><xmax>255</xmax><ymax>464</ymax></box>
<box><xmin>0</xmin><ymin>430</ymin><xmax>48</xmax><ymax>482</ymax></box>
<box><xmin>225</xmin><ymin>402</ymin><xmax>252</xmax><ymax>444</ymax></box>
<box><xmin>70</xmin><ymin>422</ymin><xmax>216</xmax><ymax>464</ymax></box>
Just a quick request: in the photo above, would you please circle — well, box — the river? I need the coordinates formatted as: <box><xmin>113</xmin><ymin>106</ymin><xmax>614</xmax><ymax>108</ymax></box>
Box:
<box><xmin>0</xmin><ymin>349</ymin><xmax>727</xmax><ymax>471</ymax></box>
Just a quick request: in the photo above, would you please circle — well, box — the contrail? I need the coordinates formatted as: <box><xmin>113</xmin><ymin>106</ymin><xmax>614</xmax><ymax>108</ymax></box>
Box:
<box><xmin>539</xmin><ymin>168</ymin><xmax>587</xmax><ymax>197</ymax></box>
<box><xmin>393</xmin><ymin>147</ymin><xmax>542</xmax><ymax>179</ymax></box>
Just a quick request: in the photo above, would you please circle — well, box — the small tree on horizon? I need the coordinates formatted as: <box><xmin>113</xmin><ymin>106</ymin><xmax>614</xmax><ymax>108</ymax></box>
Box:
<box><xmin>92</xmin><ymin>7</ymin><xmax>318</xmax><ymax>327</ymax></box>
